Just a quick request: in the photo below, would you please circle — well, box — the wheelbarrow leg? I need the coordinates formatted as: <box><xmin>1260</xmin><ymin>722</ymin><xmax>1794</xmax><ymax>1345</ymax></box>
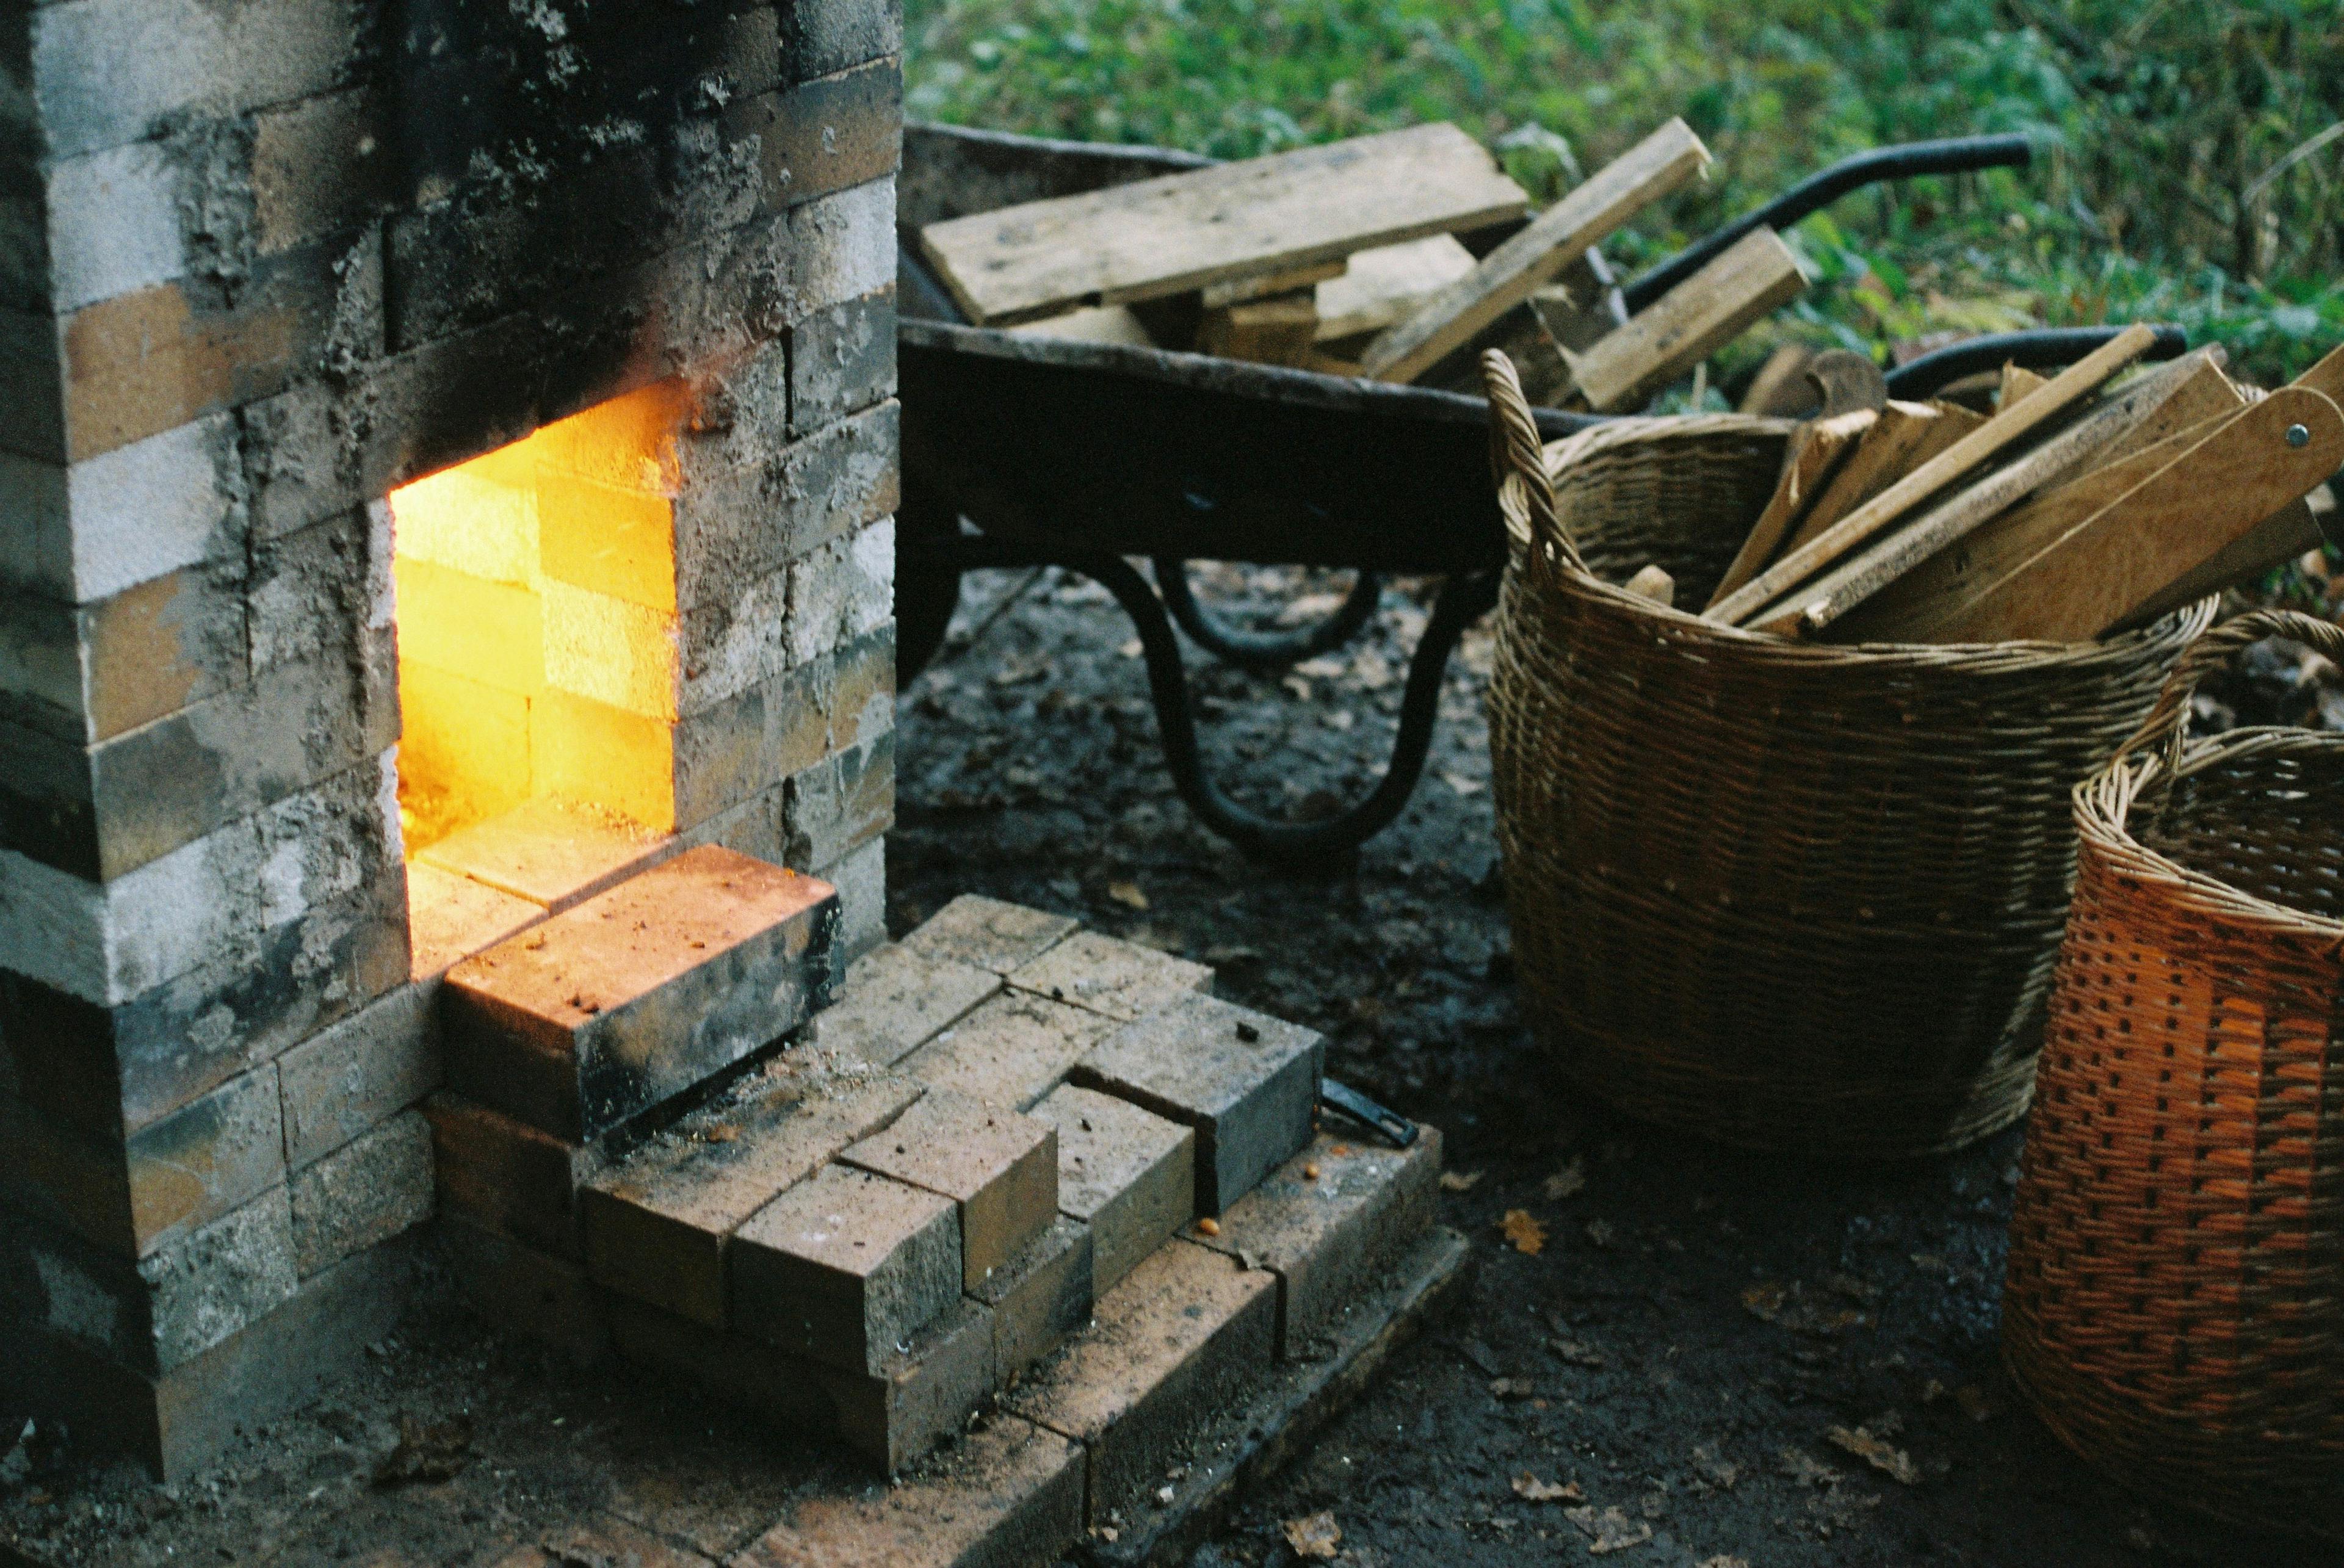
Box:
<box><xmin>1150</xmin><ymin>557</ymin><xmax>1383</xmax><ymax>673</ymax></box>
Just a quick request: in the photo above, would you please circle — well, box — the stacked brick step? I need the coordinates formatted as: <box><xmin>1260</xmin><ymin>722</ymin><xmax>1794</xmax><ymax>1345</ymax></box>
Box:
<box><xmin>441</xmin><ymin>889</ymin><xmax>1450</xmax><ymax>1539</ymax></box>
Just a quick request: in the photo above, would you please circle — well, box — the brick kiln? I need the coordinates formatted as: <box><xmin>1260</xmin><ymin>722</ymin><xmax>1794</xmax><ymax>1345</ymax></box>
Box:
<box><xmin>0</xmin><ymin>0</ymin><xmax>900</xmax><ymax>1478</ymax></box>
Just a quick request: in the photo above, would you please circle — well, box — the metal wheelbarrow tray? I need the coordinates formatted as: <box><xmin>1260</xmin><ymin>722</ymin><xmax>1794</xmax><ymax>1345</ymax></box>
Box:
<box><xmin>895</xmin><ymin>120</ymin><xmax>2158</xmax><ymax>859</ymax></box>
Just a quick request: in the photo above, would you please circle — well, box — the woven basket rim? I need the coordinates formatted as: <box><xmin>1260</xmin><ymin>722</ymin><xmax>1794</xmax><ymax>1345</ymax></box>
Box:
<box><xmin>1521</xmin><ymin>413</ymin><xmax>2216</xmax><ymax>671</ymax></box>
<box><xmin>2078</xmin><ymin>724</ymin><xmax>2344</xmax><ymax>943</ymax></box>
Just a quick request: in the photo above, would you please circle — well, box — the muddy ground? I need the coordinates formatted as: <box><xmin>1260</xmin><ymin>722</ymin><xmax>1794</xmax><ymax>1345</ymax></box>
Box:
<box><xmin>889</xmin><ymin>563</ymin><xmax>2337</xmax><ymax>1568</ymax></box>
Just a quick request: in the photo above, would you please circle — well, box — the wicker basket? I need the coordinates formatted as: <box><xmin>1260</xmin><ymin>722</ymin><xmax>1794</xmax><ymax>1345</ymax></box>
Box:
<box><xmin>2002</xmin><ymin>608</ymin><xmax>2344</xmax><ymax>1536</ymax></box>
<box><xmin>1477</xmin><ymin>352</ymin><xmax>2213</xmax><ymax>1158</ymax></box>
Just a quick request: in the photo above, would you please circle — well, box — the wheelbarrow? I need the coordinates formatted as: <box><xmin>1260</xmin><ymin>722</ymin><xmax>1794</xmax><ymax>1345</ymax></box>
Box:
<box><xmin>896</xmin><ymin>121</ymin><xmax>2183</xmax><ymax>860</ymax></box>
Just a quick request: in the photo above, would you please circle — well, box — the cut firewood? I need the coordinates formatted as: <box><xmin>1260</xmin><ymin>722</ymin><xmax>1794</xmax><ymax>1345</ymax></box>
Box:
<box><xmin>1361</xmin><ymin>119</ymin><xmax>1710</xmax><ymax>384</ymax></box>
<box><xmin>1624</xmin><ymin>563</ymin><xmax>1676</xmax><ymax>605</ymax></box>
<box><xmin>1200</xmin><ymin>259</ymin><xmax>1347</xmax><ymax>310</ymax></box>
<box><xmin>1560</xmin><ymin>228</ymin><xmax>1807</xmax><ymax>413</ymax></box>
<box><xmin>1906</xmin><ymin>386</ymin><xmax>2344</xmax><ymax>643</ymax></box>
<box><xmin>1703</xmin><ymin>410</ymin><xmax>1876</xmax><ymax>609</ymax></box>
<box><xmin>1704</xmin><ymin>323</ymin><xmax>2159</xmax><ymax>625</ymax></box>
<box><xmin>1745</xmin><ymin>349</ymin><xmax>2223</xmax><ymax>638</ymax></box>
<box><xmin>1779</xmin><ymin>400</ymin><xmax>1984</xmax><ymax>556</ymax></box>
<box><xmin>1312</xmin><ymin>234</ymin><xmax>1477</xmax><ymax>341</ymax></box>
<box><xmin>1997</xmin><ymin>362</ymin><xmax>2049</xmax><ymax>408</ymax></box>
<box><xmin>1005</xmin><ymin>305</ymin><xmax>1158</xmax><ymax>347</ymax></box>
<box><xmin>1829</xmin><ymin>350</ymin><xmax>2241</xmax><ymax>640</ymax></box>
<box><xmin>1740</xmin><ymin>344</ymin><xmax>1819</xmax><ymax>415</ymax></box>
<box><xmin>918</xmin><ymin>123</ymin><xmax>1530</xmax><ymax>325</ymax></box>
<box><xmin>1197</xmin><ymin>291</ymin><xmax>1319</xmax><ymax>365</ymax></box>
<box><xmin>2113</xmin><ymin>495</ymin><xmax>2326</xmax><ymax>631</ymax></box>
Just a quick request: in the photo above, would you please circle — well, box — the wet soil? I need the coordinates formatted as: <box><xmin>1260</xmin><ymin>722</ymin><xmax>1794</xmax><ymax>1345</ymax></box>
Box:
<box><xmin>888</xmin><ymin>563</ymin><xmax>2335</xmax><ymax>1568</ymax></box>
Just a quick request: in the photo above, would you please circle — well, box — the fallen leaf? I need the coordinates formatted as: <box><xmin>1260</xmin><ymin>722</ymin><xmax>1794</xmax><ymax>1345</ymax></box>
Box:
<box><xmin>1107</xmin><ymin>880</ymin><xmax>1149</xmax><ymax>910</ymax></box>
<box><xmin>1822</xmin><ymin>1271</ymin><xmax>1880</xmax><ymax>1304</ymax></box>
<box><xmin>1512</xmin><ymin>1473</ymin><xmax>1583</xmax><ymax>1502</ymax></box>
<box><xmin>1826</xmin><ymin>1425</ymin><xmax>1920</xmax><ymax>1484</ymax></box>
<box><xmin>1955</xmin><ymin>1383</ymin><xmax>2000</xmax><ymax>1423</ymax></box>
<box><xmin>1293</xmin><ymin>656</ymin><xmax>1348</xmax><ymax>679</ymax></box>
<box><xmin>1543</xmin><ymin>1157</ymin><xmax>1586</xmax><ymax>1199</ymax></box>
<box><xmin>700</xmin><ymin>1124</ymin><xmax>740</xmax><ymax>1144</ymax></box>
<box><xmin>1281</xmin><ymin>673</ymin><xmax>1314</xmax><ymax>701</ymax></box>
<box><xmin>1439</xmin><ymin>1169</ymin><xmax>1484</xmax><ymax>1192</ymax></box>
<box><xmin>1500</xmin><ymin>1210</ymin><xmax>1547</xmax><ymax>1255</ymax></box>
<box><xmin>1551</xmin><ymin>1337</ymin><xmax>1607</xmax><ymax>1369</ymax></box>
<box><xmin>1775</xmin><ymin>1447</ymin><xmax>1840</xmax><ymax>1487</ymax></box>
<box><xmin>1439</xmin><ymin>770</ymin><xmax>1485</xmax><ymax>797</ymax></box>
<box><xmin>990</xmin><ymin>657</ymin><xmax>1051</xmax><ymax>687</ymax></box>
<box><xmin>1489</xmin><ymin>1377</ymin><xmax>1537</xmax><ymax>1400</ymax></box>
<box><xmin>1583</xmin><ymin>1218</ymin><xmax>1616</xmax><ymax>1248</ymax></box>
<box><xmin>1117</xmin><ymin>638</ymin><xmax>1143</xmax><ymax>659</ymax></box>
<box><xmin>1564</xmin><ymin>1505</ymin><xmax>1654</xmax><ymax>1554</ymax></box>
<box><xmin>1283</xmin><ymin>1510</ymin><xmax>1342</xmax><ymax>1559</ymax></box>
<box><xmin>1691</xmin><ymin>1443</ymin><xmax>1740</xmax><ymax>1489</ymax></box>
<box><xmin>1698</xmin><ymin>1558</ymin><xmax>1753</xmax><ymax>1567</ymax></box>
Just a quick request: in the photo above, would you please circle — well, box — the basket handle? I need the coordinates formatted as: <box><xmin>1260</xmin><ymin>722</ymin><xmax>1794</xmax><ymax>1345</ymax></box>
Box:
<box><xmin>1481</xmin><ymin>349</ymin><xmax>1589</xmax><ymax>577</ymax></box>
<box><xmin>2111</xmin><ymin>607</ymin><xmax>2344</xmax><ymax>777</ymax></box>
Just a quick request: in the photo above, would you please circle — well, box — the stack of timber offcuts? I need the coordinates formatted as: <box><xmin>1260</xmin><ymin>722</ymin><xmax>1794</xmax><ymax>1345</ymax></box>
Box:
<box><xmin>1646</xmin><ymin>324</ymin><xmax>2344</xmax><ymax>643</ymax></box>
<box><xmin>917</xmin><ymin>118</ymin><xmax>1809</xmax><ymax>413</ymax></box>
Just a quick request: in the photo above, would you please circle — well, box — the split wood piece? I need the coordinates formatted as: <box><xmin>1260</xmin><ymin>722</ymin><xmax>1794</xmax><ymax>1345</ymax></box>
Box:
<box><xmin>1622</xmin><ymin>564</ymin><xmax>1675</xmax><ymax>605</ymax></box>
<box><xmin>1703</xmin><ymin>408</ymin><xmax>1877</xmax><ymax>609</ymax></box>
<box><xmin>1360</xmin><ymin>118</ymin><xmax>1710</xmax><ymax>384</ymax></box>
<box><xmin>917</xmin><ymin>123</ymin><xmax>1528</xmax><ymax>326</ymax></box>
<box><xmin>1196</xmin><ymin>291</ymin><xmax>1320</xmax><ymax>366</ymax></box>
<box><xmin>1005</xmin><ymin>306</ymin><xmax>1157</xmax><ymax>349</ymax></box>
<box><xmin>1895</xmin><ymin>386</ymin><xmax>2344</xmax><ymax>644</ymax></box>
<box><xmin>1740</xmin><ymin>343</ymin><xmax>1818</xmax><ymax>415</ymax></box>
<box><xmin>1561</xmin><ymin>228</ymin><xmax>1806</xmax><ymax>413</ymax></box>
<box><xmin>1704</xmin><ymin>322</ymin><xmax>2159</xmax><ymax>625</ymax></box>
<box><xmin>1312</xmin><ymin>234</ymin><xmax>1477</xmax><ymax>341</ymax></box>
<box><xmin>2115</xmin><ymin>494</ymin><xmax>2326</xmax><ymax>631</ymax></box>
<box><xmin>1999</xmin><ymin>362</ymin><xmax>2050</xmax><ymax>408</ymax></box>
<box><xmin>1199</xmin><ymin>259</ymin><xmax>1346</xmax><ymax>311</ymax></box>
<box><xmin>1830</xmin><ymin>352</ymin><xmax>2242</xmax><ymax>640</ymax></box>
<box><xmin>1778</xmin><ymin>400</ymin><xmax>1986</xmax><ymax>557</ymax></box>
<box><xmin>1745</xmin><ymin>349</ymin><xmax>2222</xmax><ymax>638</ymax></box>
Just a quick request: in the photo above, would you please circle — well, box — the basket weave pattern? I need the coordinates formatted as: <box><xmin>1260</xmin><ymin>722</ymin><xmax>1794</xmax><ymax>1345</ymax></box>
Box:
<box><xmin>2003</xmin><ymin>610</ymin><xmax>2344</xmax><ymax>1532</ymax></box>
<box><xmin>1479</xmin><ymin>354</ymin><xmax>2212</xmax><ymax>1158</ymax></box>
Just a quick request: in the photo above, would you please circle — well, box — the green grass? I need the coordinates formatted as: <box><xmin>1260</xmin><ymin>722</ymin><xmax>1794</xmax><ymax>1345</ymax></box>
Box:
<box><xmin>903</xmin><ymin>0</ymin><xmax>2344</xmax><ymax>390</ymax></box>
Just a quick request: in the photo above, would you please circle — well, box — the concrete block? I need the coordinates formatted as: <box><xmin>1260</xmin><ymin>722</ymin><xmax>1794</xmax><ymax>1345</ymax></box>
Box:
<box><xmin>1004</xmin><ymin>1240</ymin><xmax>1276</xmax><ymax>1526</ymax></box>
<box><xmin>121</xmin><ymin>1064</ymin><xmax>284</xmax><ymax>1260</ymax></box>
<box><xmin>729</xmin><ymin>1163</ymin><xmax>959</xmax><ymax>1375</ymax></box>
<box><xmin>0</xmin><ymin>306</ymin><xmax>63</xmax><ymax>465</ymax></box>
<box><xmin>805</xmin><ymin>940</ymin><xmax>998</xmax><ymax>1069</ymax></box>
<box><xmin>781</xmin><ymin>728</ymin><xmax>893</xmax><ymax>873</ymax></box>
<box><xmin>2</xmin><ymin>870</ymin><xmax>408</xmax><ymax>1143</ymax></box>
<box><xmin>288</xmin><ymin>1108</ymin><xmax>433</xmax><ymax>1277</ymax></box>
<box><xmin>842</xmin><ymin>1085</ymin><xmax>1056</xmax><ymax>1293</ymax></box>
<box><xmin>581</xmin><ymin>1046</ymin><xmax>923</xmax><ymax>1327</ymax></box>
<box><xmin>786</xmin><ymin>0</ymin><xmax>905</xmax><ymax>84</ymax></box>
<box><xmin>788</xmin><ymin>286</ymin><xmax>895</xmax><ymax>436</ymax></box>
<box><xmin>1029</xmin><ymin>1085</ymin><xmax>1194</xmax><ymax>1295</ymax></box>
<box><xmin>248</xmin><ymin>505</ymin><xmax>386</xmax><ymax>675</ymax></box>
<box><xmin>389</xmin><ymin>556</ymin><xmax>545</xmax><ymax>692</ymax></box>
<box><xmin>250</xmin><ymin>85</ymin><xmax>392</xmax><ymax>256</ymax></box>
<box><xmin>733</xmin><ymin>1413</ymin><xmax>1082</xmax><ymax>1568</ymax></box>
<box><xmin>1008</xmin><ymin>930</ymin><xmax>1213</xmax><ymax>1024</ymax></box>
<box><xmin>405</xmin><ymin>860</ymin><xmax>544</xmax><ymax>980</ymax></box>
<box><xmin>1072</xmin><ymin>991</ymin><xmax>1322</xmax><ymax>1215</ymax></box>
<box><xmin>899</xmin><ymin>992</ymin><xmax>1110</xmax><ymax>1111</ymax></box>
<box><xmin>422</xmin><ymin>1092</ymin><xmax>606</xmax><ymax>1260</ymax></box>
<box><xmin>673</xmin><ymin>399</ymin><xmax>899</xmax><ymax>608</ymax></box>
<box><xmin>540</xmin><ymin>579</ymin><xmax>684</xmax><ymax>719</ymax></box>
<box><xmin>0</xmin><ymin>412</ymin><xmax>242</xmax><ymax>605</ymax></box>
<box><xmin>0</xmin><ymin>549</ymin><xmax>247</xmax><ymax>747</ymax></box>
<box><xmin>818</xmin><ymin>1295</ymin><xmax>993</xmax><ymax>1476</ymax></box>
<box><xmin>829</xmin><ymin>622</ymin><xmax>895</xmax><ymax>757</ymax></box>
<box><xmin>738</xmin><ymin>60</ymin><xmax>902</xmax><ymax>213</ymax></box>
<box><xmin>819</xmin><ymin>831</ymin><xmax>887</xmax><ymax>966</ymax></box>
<box><xmin>440</xmin><ymin>1212</ymin><xmax>611</xmax><ymax>1369</ymax></box>
<box><xmin>0</xmin><ymin>1094</ymin><xmax>134</xmax><ymax>1257</ymax></box>
<box><xmin>41</xmin><ymin>139</ymin><xmax>181</xmax><ymax>314</ymax></box>
<box><xmin>902</xmin><ymin>895</ymin><xmax>1078</xmax><ymax>978</ymax></box>
<box><xmin>441</xmin><ymin>847</ymin><xmax>839</xmax><ymax>1140</ymax></box>
<box><xmin>786</xmin><ymin>518</ymin><xmax>892</xmax><ymax>670</ymax></box>
<box><xmin>535</xmin><ymin>1516</ymin><xmax>717</xmax><ymax>1568</ymax></box>
<box><xmin>1</xmin><ymin>1228</ymin><xmax>422</xmax><ymax>1483</ymax></box>
<box><xmin>417</xmin><ymin>797</ymin><xmax>679</xmax><ymax>914</ymax></box>
<box><xmin>783</xmin><ymin>177</ymin><xmax>895</xmax><ymax>327</ymax></box>
<box><xmin>969</xmin><ymin>1214</ymin><xmax>1091</xmax><ymax>1386</ymax></box>
<box><xmin>600</xmin><ymin>1288</ymin><xmax>829</xmax><ymax>1429</ymax></box>
<box><xmin>277</xmin><ymin>981</ymin><xmax>440</xmax><ymax>1170</ymax></box>
<box><xmin>1188</xmin><ymin>1129</ymin><xmax>1442</xmax><ymax>1356</ymax></box>
<box><xmin>676</xmin><ymin>561</ymin><xmax>794</xmax><ymax>719</ymax></box>
<box><xmin>116</xmin><ymin>1185</ymin><xmax>299</xmax><ymax>1371</ymax></box>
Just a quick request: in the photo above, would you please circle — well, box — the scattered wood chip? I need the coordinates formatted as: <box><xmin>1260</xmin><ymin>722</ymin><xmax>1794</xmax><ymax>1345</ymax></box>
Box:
<box><xmin>1564</xmin><ymin>1505</ymin><xmax>1655</xmax><ymax>1554</ymax></box>
<box><xmin>1500</xmin><ymin>1209</ymin><xmax>1547</xmax><ymax>1255</ymax></box>
<box><xmin>1490</xmin><ymin>1376</ymin><xmax>1538</xmax><ymax>1400</ymax></box>
<box><xmin>1439</xmin><ymin>1169</ymin><xmax>1484</xmax><ymax>1192</ymax></box>
<box><xmin>1826</xmin><ymin>1423</ymin><xmax>1920</xmax><ymax>1484</ymax></box>
<box><xmin>1513</xmin><ymin>1473</ymin><xmax>1584</xmax><ymax>1501</ymax></box>
<box><xmin>1107</xmin><ymin>881</ymin><xmax>1149</xmax><ymax>910</ymax></box>
<box><xmin>1282</xmin><ymin>1511</ymin><xmax>1343</xmax><ymax>1560</ymax></box>
<box><xmin>1543</xmin><ymin>1157</ymin><xmax>1586</xmax><ymax>1199</ymax></box>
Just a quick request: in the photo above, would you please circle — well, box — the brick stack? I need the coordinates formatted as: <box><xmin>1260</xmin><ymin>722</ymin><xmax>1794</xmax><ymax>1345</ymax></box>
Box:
<box><xmin>1</xmin><ymin>0</ymin><xmax>903</xmax><ymax>1480</ymax></box>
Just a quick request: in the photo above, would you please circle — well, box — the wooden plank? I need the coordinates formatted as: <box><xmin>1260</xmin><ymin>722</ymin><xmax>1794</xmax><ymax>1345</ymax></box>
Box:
<box><xmin>1005</xmin><ymin>305</ymin><xmax>1157</xmax><ymax>348</ymax></box>
<box><xmin>1703</xmin><ymin>322</ymin><xmax>2158</xmax><ymax>625</ymax></box>
<box><xmin>1702</xmin><ymin>409</ymin><xmax>1875</xmax><ymax>610</ymax></box>
<box><xmin>917</xmin><ymin>123</ymin><xmax>1530</xmax><ymax>326</ymax></box>
<box><xmin>1199</xmin><ymin>259</ymin><xmax>1346</xmax><ymax>310</ymax></box>
<box><xmin>1829</xmin><ymin>350</ymin><xmax>2243</xmax><ymax>640</ymax></box>
<box><xmin>1561</xmin><ymin>228</ymin><xmax>1806</xmax><ymax>413</ymax></box>
<box><xmin>1359</xmin><ymin>119</ymin><xmax>1710</xmax><ymax>384</ymax></box>
<box><xmin>1312</xmin><ymin>234</ymin><xmax>1477</xmax><ymax>341</ymax></box>
<box><xmin>1778</xmin><ymin>400</ymin><xmax>1981</xmax><ymax>557</ymax></box>
<box><xmin>1912</xmin><ymin>386</ymin><xmax>2344</xmax><ymax>643</ymax></box>
<box><xmin>1196</xmin><ymin>291</ymin><xmax>1318</xmax><ymax>366</ymax></box>
<box><xmin>1998</xmin><ymin>362</ymin><xmax>2049</xmax><ymax>408</ymax></box>
<box><xmin>2113</xmin><ymin>496</ymin><xmax>2325</xmax><ymax>630</ymax></box>
<box><xmin>1738</xmin><ymin>344</ymin><xmax>1817</xmax><ymax>415</ymax></box>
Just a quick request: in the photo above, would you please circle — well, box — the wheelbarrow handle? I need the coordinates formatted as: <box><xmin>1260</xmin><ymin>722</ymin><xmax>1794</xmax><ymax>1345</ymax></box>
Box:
<box><xmin>1619</xmin><ymin>133</ymin><xmax>2034</xmax><ymax>314</ymax></box>
<box><xmin>1882</xmin><ymin>325</ymin><xmax>2190</xmax><ymax>400</ymax></box>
